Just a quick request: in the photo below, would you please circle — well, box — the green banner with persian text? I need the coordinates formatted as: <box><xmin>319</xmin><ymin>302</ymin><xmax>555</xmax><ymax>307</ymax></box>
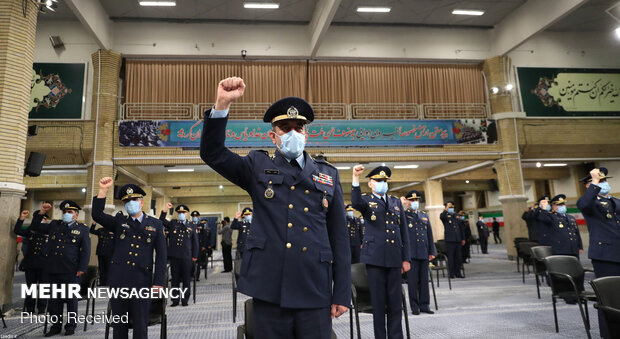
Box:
<box><xmin>517</xmin><ymin>67</ymin><xmax>620</xmax><ymax>117</ymax></box>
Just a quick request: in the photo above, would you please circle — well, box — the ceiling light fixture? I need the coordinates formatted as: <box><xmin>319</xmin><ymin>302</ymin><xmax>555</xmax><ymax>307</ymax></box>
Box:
<box><xmin>244</xmin><ymin>2</ymin><xmax>279</xmax><ymax>9</ymax></box>
<box><xmin>543</xmin><ymin>163</ymin><xmax>568</xmax><ymax>167</ymax></box>
<box><xmin>536</xmin><ymin>162</ymin><xmax>542</xmax><ymax>168</ymax></box>
<box><xmin>490</xmin><ymin>86</ymin><xmax>500</xmax><ymax>94</ymax></box>
<box><xmin>167</xmin><ymin>168</ymin><xmax>195</xmax><ymax>172</ymax></box>
<box><xmin>505</xmin><ymin>83</ymin><xmax>514</xmax><ymax>92</ymax></box>
<box><xmin>81</xmin><ymin>188</ymin><xmax>86</xmax><ymax>193</ymax></box>
<box><xmin>336</xmin><ymin>166</ymin><xmax>351</xmax><ymax>170</ymax></box>
<box><xmin>139</xmin><ymin>1</ymin><xmax>176</xmax><ymax>6</ymax></box>
<box><xmin>615</xmin><ymin>27</ymin><xmax>620</xmax><ymax>39</ymax></box>
<box><xmin>357</xmin><ymin>6</ymin><xmax>391</xmax><ymax>13</ymax></box>
<box><xmin>219</xmin><ymin>185</ymin><xmax>224</xmax><ymax>189</ymax></box>
<box><xmin>394</xmin><ymin>164</ymin><xmax>420</xmax><ymax>169</ymax></box>
<box><xmin>452</xmin><ymin>9</ymin><xmax>485</xmax><ymax>16</ymax></box>
<box><xmin>465</xmin><ymin>180</ymin><xmax>470</xmax><ymax>184</ymax></box>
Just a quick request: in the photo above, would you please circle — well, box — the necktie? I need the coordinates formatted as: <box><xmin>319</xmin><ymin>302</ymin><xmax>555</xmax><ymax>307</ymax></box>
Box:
<box><xmin>290</xmin><ymin>159</ymin><xmax>301</xmax><ymax>173</ymax></box>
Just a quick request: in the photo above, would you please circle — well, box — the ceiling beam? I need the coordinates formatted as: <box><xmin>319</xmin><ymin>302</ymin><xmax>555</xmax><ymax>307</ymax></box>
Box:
<box><xmin>308</xmin><ymin>0</ymin><xmax>341</xmax><ymax>57</ymax></box>
<box><xmin>492</xmin><ymin>0</ymin><xmax>587</xmax><ymax>56</ymax></box>
<box><xmin>64</xmin><ymin>0</ymin><xmax>113</xmax><ymax>49</ymax></box>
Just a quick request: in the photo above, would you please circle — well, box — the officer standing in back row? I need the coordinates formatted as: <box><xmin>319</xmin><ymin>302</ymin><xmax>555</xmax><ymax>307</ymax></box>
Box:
<box><xmin>231</xmin><ymin>207</ymin><xmax>253</xmax><ymax>258</ymax></box>
<box><xmin>351</xmin><ymin>165</ymin><xmax>410</xmax><ymax>339</ymax></box>
<box><xmin>345</xmin><ymin>204</ymin><xmax>363</xmax><ymax>264</ymax></box>
<box><xmin>160</xmin><ymin>203</ymin><xmax>198</xmax><ymax>306</ymax></box>
<box><xmin>440</xmin><ymin>202</ymin><xmax>465</xmax><ymax>279</ymax></box>
<box><xmin>403</xmin><ymin>190</ymin><xmax>436</xmax><ymax>316</ymax></box>
<box><xmin>475</xmin><ymin>216</ymin><xmax>489</xmax><ymax>254</ymax></box>
<box><xmin>577</xmin><ymin>167</ymin><xmax>620</xmax><ymax>339</ymax></box>
<box><xmin>90</xmin><ymin>222</ymin><xmax>115</xmax><ymax>286</ymax></box>
<box><xmin>191</xmin><ymin>211</ymin><xmax>211</xmax><ymax>280</ymax></box>
<box><xmin>538</xmin><ymin>195</ymin><xmax>583</xmax><ymax>258</ymax></box>
<box><xmin>30</xmin><ymin>200</ymin><xmax>90</xmax><ymax>337</ymax></box>
<box><xmin>200</xmin><ymin>77</ymin><xmax>350</xmax><ymax>338</ymax></box>
<box><xmin>92</xmin><ymin>179</ymin><xmax>167</xmax><ymax>339</ymax></box>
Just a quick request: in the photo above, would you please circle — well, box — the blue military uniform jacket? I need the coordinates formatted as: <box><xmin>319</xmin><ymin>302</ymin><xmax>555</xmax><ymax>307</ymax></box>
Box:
<box><xmin>231</xmin><ymin>219</ymin><xmax>251</xmax><ymax>252</ymax></box>
<box><xmin>14</xmin><ymin>219</ymin><xmax>49</xmax><ymax>270</ymax></box>
<box><xmin>475</xmin><ymin>220</ymin><xmax>489</xmax><ymax>239</ymax></box>
<box><xmin>92</xmin><ymin>197</ymin><xmax>167</xmax><ymax>288</ymax></box>
<box><xmin>440</xmin><ymin>211</ymin><xmax>464</xmax><ymax>243</ymax></box>
<box><xmin>90</xmin><ymin>224</ymin><xmax>115</xmax><ymax>257</ymax></box>
<box><xmin>200</xmin><ymin>113</ymin><xmax>351</xmax><ymax>309</ymax></box>
<box><xmin>537</xmin><ymin>210</ymin><xmax>583</xmax><ymax>256</ymax></box>
<box><xmin>29</xmin><ymin>213</ymin><xmax>90</xmax><ymax>275</ymax></box>
<box><xmin>531</xmin><ymin>208</ymin><xmax>552</xmax><ymax>245</ymax></box>
<box><xmin>346</xmin><ymin>216</ymin><xmax>363</xmax><ymax>248</ymax></box>
<box><xmin>405</xmin><ymin>210</ymin><xmax>436</xmax><ymax>260</ymax></box>
<box><xmin>197</xmin><ymin>221</ymin><xmax>212</xmax><ymax>249</ymax></box>
<box><xmin>351</xmin><ymin>188</ymin><xmax>410</xmax><ymax>268</ymax></box>
<box><xmin>159</xmin><ymin>212</ymin><xmax>199</xmax><ymax>260</ymax></box>
<box><xmin>577</xmin><ymin>184</ymin><xmax>620</xmax><ymax>263</ymax></box>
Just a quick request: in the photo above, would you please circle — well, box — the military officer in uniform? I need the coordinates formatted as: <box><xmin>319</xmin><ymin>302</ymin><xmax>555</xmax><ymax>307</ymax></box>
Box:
<box><xmin>351</xmin><ymin>165</ymin><xmax>410</xmax><ymax>339</ymax></box>
<box><xmin>14</xmin><ymin>210</ymin><xmax>49</xmax><ymax>314</ymax></box>
<box><xmin>30</xmin><ymin>200</ymin><xmax>90</xmax><ymax>336</ymax></box>
<box><xmin>345</xmin><ymin>204</ymin><xmax>363</xmax><ymax>264</ymax></box>
<box><xmin>90</xmin><ymin>222</ymin><xmax>115</xmax><ymax>286</ymax></box>
<box><xmin>160</xmin><ymin>203</ymin><xmax>198</xmax><ymax>306</ymax></box>
<box><xmin>92</xmin><ymin>179</ymin><xmax>167</xmax><ymax>339</ymax></box>
<box><xmin>522</xmin><ymin>205</ymin><xmax>538</xmax><ymax>242</ymax></box>
<box><xmin>458</xmin><ymin>211</ymin><xmax>472</xmax><ymax>264</ymax></box>
<box><xmin>538</xmin><ymin>195</ymin><xmax>583</xmax><ymax>257</ymax></box>
<box><xmin>191</xmin><ymin>211</ymin><xmax>211</xmax><ymax>280</ymax></box>
<box><xmin>403</xmin><ymin>190</ymin><xmax>436</xmax><ymax>315</ymax></box>
<box><xmin>200</xmin><ymin>77</ymin><xmax>350</xmax><ymax>338</ymax></box>
<box><xmin>577</xmin><ymin>167</ymin><xmax>620</xmax><ymax>339</ymax></box>
<box><xmin>440</xmin><ymin>202</ymin><xmax>465</xmax><ymax>279</ymax></box>
<box><xmin>231</xmin><ymin>207</ymin><xmax>253</xmax><ymax>258</ymax></box>
<box><xmin>534</xmin><ymin>196</ymin><xmax>552</xmax><ymax>246</ymax></box>
<box><xmin>475</xmin><ymin>216</ymin><xmax>489</xmax><ymax>254</ymax></box>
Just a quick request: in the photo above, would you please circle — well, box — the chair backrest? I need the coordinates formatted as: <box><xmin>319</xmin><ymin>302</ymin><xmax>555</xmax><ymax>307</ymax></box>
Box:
<box><xmin>590</xmin><ymin>276</ymin><xmax>620</xmax><ymax>309</ymax></box>
<box><xmin>243</xmin><ymin>299</ymin><xmax>254</xmax><ymax>339</ymax></box>
<box><xmin>543</xmin><ymin>255</ymin><xmax>585</xmax><ymax>294</ymax></box>
<box><xmin>435</xmin><ymin>240</ymin><xmax>447</xmax><ymax>255</ymax></box>
<box><xmin>148</xmin><ymin>296</ymin><xmax>166</xmax><ymax>325</ymax></box>
<box><xmin>351</xmin><ymin>263</ymin><xmax>372</xmax><ymax>313</ymax></box>
<box><xmin>513</xmin><ymin>237</ymin><xmax>529</xmax><ymax>249</ymax></box>
<box><xmin>234</xmin><ymin>258</ymin><xmax>242</xmax><ymax>280</ymax></box>
<box><xmin>530</xmin><ymin>246</ymin><xmax>552</xmax><ymax>261</ymax></box>
<box><xmin>517</xmin><ymin>242</ymin><xmax>538</xmax><ymax>258</ymax></box>
<box><xmin>80</xmin><ymin>265</ymin><xmax>98</xmax><ymax>295</ymax></box>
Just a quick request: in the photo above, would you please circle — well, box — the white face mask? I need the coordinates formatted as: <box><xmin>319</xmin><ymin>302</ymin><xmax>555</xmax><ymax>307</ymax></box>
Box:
<box><xmin>277</xmin><ymin>130</ymin><xmax>306</xmax><ymax>159</ymax></box>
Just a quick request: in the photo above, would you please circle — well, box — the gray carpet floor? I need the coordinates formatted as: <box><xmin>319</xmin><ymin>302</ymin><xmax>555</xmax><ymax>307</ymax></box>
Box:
<box><xmin>0</xmin><ymin>243</ymin><xmax>600</xmax><ymax>338</ymax></box>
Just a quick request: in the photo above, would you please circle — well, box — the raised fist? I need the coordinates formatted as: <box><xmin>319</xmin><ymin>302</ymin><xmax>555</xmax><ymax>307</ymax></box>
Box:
<box><xmin>215</xmin><ymin>77</ymin><xmax>246</xmax><ymax>110</ymax></box>
<box><xmin>41</xmin><ymin>202</ymin><xmax>52</xmax><ymax>213</ymax></box>
<box><xmin>20</xmin><ymin>210</ymin><xmax>30</xmax><ymax>220</ymax></box>
<box><xmin>99</xmin><ymin>177</ymin><xmax>113</xmax><ymax>189</ymax></box>
<box><xmin>353</xmin><ymin>165</ymin><xmax>365</xmax><ymax>177</ymax></box>
<box><xmin>539</xmin><ymin>199</ymin><xmax>549</xmax><ymax>210</ymax></box>
<box><xmin>235</xmin><ymin>211</ymin><xmax>242</xmax><ymax>219</ymax></box>
<box><xmin>590</xmin><ymin>168</ymin><xmax>602</xmax><ymax>184</ymax></box>
<box><xmin>166</xmin><ymin>202</ymin><xmax>173</xmax><ymax>210</ymax></box>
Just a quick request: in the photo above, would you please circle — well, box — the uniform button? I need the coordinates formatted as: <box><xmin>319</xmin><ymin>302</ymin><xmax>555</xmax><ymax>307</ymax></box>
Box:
<box><xmin>385</xmin><ymin>221</ymin><xmax>389</xmax><ymax>224</ymax></box>
<box><xmin>391</xmin><ymin>240</ymin><xmax>395</xmax><ymax>244</ymax></box>
<box><xmin>392</xmin><ymin>230</ymin><xmax>395</xmax><ymax>234</ymax></box>
<box><xmin>289</xmin><ymin>204</ymin><xmax>294</xmax><ymax>209</ymax></box>
<box><xmin>386</xmin><ymin>229</ymin><xmax>390</xmax><ymax>233</ymax></box>
<box><xmin>132</xmin><ymin>263</ymin><xmax>135</xmax><ymax>266</ymax></box>
<box><xmin>304</xmin><ymin>207</ymin><xmax>309</xmax><ymax>212</ymax></box>
<box><xmin>303</xmin><ymin>227</ymin><xmax>308</xmax><ymax>232</ymax></box>
<box><xmin>136</xmin><ymin>245</ymin><xmax>140</xmax><ymax>248</ymax></box>
<box><xmin>291</xmin><ymin>186</ymin><xmax>295</xmax><ymax>190</ymax></box>
<box><xmin>127</xmin><ymin>261</ymin><xmax>130</xmax><ymax>265</ymax></box>
<box><xmin>129</xmin><ymin>252</ymin><xmax>132</xmax><ymax>255</ymax></box>
<box><xmin>269</xmin><ymin>181</ymin><xmax>273</xmax><ymax>184</ymax></box>
<box><xmin>302</xmin><ymin>247</ymin><xmax>307</xmax><ymax>252</ymax></box>
<box><xmin>288</xmin><ymin>223</ymin><xmax>293</xmax><ymax>228</ymax></box>
<box><xmin>386</xmin><ymin>239</ymin><xmax>389</xmax><ymax>243</ymax></box>
<box><xmin>286</xmin><ymin>243</ymin><xmax>292</xmax><ymax>249</ymax></box>
<box><xmin>305</xmin><ymin>190</ymin><xmax>310</xmax><ymax>195</ymax></box>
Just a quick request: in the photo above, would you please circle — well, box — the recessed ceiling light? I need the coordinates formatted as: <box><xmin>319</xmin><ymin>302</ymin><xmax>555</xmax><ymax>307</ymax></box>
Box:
<box><xmin>505</xmin><ymin>83</ymin><xmax>514</xmax><ymax>91</ymax></box>
<box><xmin>394</xmin><ymin>164</ymin><xmax>420</xmax><ymax>169</ymax></box>
<box><xmin>536</xmin><ymin>162</ymin><xmax>542</xmax><ymax>168</ymax></box>
<box><xmin>357</xmin><ymin>7</ymin><xmax>391</xmax><ymax>13</ymax></box>
<box><xmin>336</xmin><ymin>166</ymin><xmax>351</xmax><ymax>170</ymax></box>
<box><xmin>139</xmin><ymin>1</ymin><xmax>176</xmax><ymax>6</ymax></box>
<box><xmin>465</xmin><ymin>180</ymin><xmax>470</xmax><ymax>184</ymax></box>
<box><xmin>381</xmin><ymin>163</ymin><xmax>386</xmax><ymax>166</ymax></box>
<box><xmin>615</xmin><ymin>27</ymin><xmax>620</xmax><ymax>39</ymax></box>
<box><xmin>452</xmin><ymin>9</ymin><xmax>484</xmax><ymax>16</ymax></box>
<box><xmin>543</xmin><ymin>163</ymin><xmax>567</xmax><ymax>167</ymax></box>
<box><xmin>219</xmin><ymin>185</ymin><xmax>224</xmax><ymax>189</ymax></box>
<box><xmin>244</xmin><ymin>2</ymin><xmax>279</xmax><ymax>9</ymax></box>
<box><xmin>167</xmin><ymin>168</ymin><xmax>195</xmax><ymax>172</ymax></box>
<box><xmin>81</xmin><ymin>188</ymin><xmax>86</xmax><ymax>193</ymax></box>
<box><xmin>490</xmin><ymin>86</ymin><xmax>500</xmax><ymax>94</ymax></box>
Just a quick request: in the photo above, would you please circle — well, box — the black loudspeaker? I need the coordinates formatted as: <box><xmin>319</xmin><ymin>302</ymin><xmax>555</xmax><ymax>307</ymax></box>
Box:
<box><xmin>113</xmin><ymin>185</ymin><xmax>121</xmax><ymax>200</ymax></box>
<box><xmin>24</xmin><ymin>152</ymin><xmax>46</xmax><ymax>177</ymax></box>
<box><xmin>488</xmin><ymin>179</ymin><xmax>499</xmax><ymax>191</ymax></box>
<box><xmin>49</xmin><ymin>35</ymin><xmax>64</xmax><ymax>49</ymax></box>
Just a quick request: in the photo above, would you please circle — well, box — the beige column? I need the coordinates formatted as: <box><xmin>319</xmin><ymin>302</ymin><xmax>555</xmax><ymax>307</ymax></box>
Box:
<box><xmin>142</xmin><ymin>186</ymin><xmax>153</xmax><ymax>215</ymax></box>
<box><xmin>0</xmin><ymin>0</ymin><xmax>38</xmax><ymax>308</ymax></box>
<box><xmin>484</xmin><ymin>56</ymin><xmax>529</xmax><ymax>259</ymax></box>
<box><xmin>155</xmin><ymin>195</ymin><xmax>169</xmax><ymax>216</ymax></box>
<box><xmin>423</xmin><ymin>179</ymin><xmax>445</xmax><ymax>241</ymax></box>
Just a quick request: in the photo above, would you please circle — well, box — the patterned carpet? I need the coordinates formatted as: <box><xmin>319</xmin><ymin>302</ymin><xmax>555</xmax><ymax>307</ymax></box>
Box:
<box><xmin>1</xmin><ymin>243</ymin><xmax>600</xmax><ymax>338</ymax></box>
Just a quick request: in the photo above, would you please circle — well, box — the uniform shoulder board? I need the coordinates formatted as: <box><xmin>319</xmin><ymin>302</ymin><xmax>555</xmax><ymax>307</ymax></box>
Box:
<box><xmin>313</xmin><ymin>157</ymin><xmax>336</xmax><ymax>169</ymax></box>
<box><xmin>362</xmin><ymin>193</ymin><xmax>368</xmax><ymax>196</ymax></box>
<box><xmin>255</xmin><ymin>150</ymin><xmax>270</xmax><ymax>156</ymax></box>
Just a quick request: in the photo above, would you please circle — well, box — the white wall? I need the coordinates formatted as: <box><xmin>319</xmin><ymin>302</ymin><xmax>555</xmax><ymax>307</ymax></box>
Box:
<box><xmin>551</xmin><ymin>169</ymin><xmax>578</xmax><ymax>200</ymax></box>
<box><xmin>487</xmin><ymin>190</ymin><xmax>501</xmax><ymax>208</ymax></box>
<box><xmin>598</xmin><ymin>161</ymin><xmax>620</xmax><ymax>194</ymax></box>
<box><xmin>524</xmin><ymin>179</ymin><xmax>536</xmax><ymax>203</ymax></box>
<box><xmin>34</xmin><ymin>20</ymin><xmax>99</xmax><ymax>120</ymax></box>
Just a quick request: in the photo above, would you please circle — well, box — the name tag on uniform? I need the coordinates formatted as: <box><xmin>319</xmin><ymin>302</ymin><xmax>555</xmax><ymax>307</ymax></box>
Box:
<box><xmin>121</xmin><ymin>224</ymin><xmax>130</xmax><ymax>228</ymax></box>
<box><xmin>145</xmin><ymin>226</ymin><xmax>156</xmax><ymax>232</ymax></box>
<box><xmin>264</xmin><ymin>169</ymin><xmax>279</xmax><ymax>175</ymax></box>
<box><xmin>71</xmin><ymin>230</ymin><xmax>80</xmax><ymax>235</ymax></box>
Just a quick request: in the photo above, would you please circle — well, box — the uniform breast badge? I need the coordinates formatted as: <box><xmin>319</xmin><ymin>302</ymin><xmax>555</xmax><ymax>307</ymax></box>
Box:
<box><xmin>265</xmin><ymin>181</ymin><xmax>275</xmax><ymax>199</ymax></box>
<box><xmin>371</xmin><ymin>213</ymin><xmax>377</xmax><ymax>221</ymax></box>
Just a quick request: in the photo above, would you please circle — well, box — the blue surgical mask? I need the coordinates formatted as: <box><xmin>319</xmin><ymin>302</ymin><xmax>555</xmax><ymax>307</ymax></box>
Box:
<box><xmin>245</xmin><ymin>215</ymin><xmax>252</xmax><ymax>223</ymax></box>
<box><xmin>347</xmin><ymin>211</ymin><xmax>354</xmax><ymax>218</ymax></box>
<box><xmin>178</xmin><ymin>213</ymin><xmax>187</xmax><ymax>222</ymax></box>
<box><xmin>598</xmin><ymin>182</ymin><xmax>611</xmax><ymax>195</ymax></box>
<box><xmin>374</xmin><ymin>181</ymin><xmax>388</xmax><ymax>195</ymax></box>
<box><xmin>192</xmin><ymin>217</ymin><xmax>199</xmax><ymax>223</ymax></box>
<box><xmin>545</xmin><ymin>204</ymin><xmax>551</xmax><ymax>211</ymax></box>
<box><xmin>411</xmin><ymin>201</ymin><xmax>419</xmax><ymax>211</ymax></box>
<box><xmin>278</xmin><ymin>130</ymin><xmax>305</xmax><ymax>159</ymax></box>
<box><xmin>448</xmin><ymin>207</ymin><xmax>455</xmax><ymax>214</ymax></box>
<box><xmin>125</xmin><ymin>200</ymin><xmax>141</xmax><ymax>216</ymax></box>
<box><xmin>62</xmin><ymin>212</ymin><xmax>73</xmax><ymax>224</ymax></box>
<box><xmin>557</xmin><ymin>205</ymin><xmax>567</xmax><ymax>215</ymax></box>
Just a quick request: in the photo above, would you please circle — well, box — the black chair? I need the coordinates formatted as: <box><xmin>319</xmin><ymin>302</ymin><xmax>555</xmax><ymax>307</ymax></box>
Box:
<box><xmin>470</xmin><ymin>234</ymin><xmax>480</xmax><ymax>254</ymax></box>
<box><xmin>434</xmin><ymin>240</ymin><xmax>464</xmax><ymax>282</ymax></box>
<box><xmin>232</xmin><ymin>258</ymin><xmax>242</xmax><ymax>323</ymax></box>
<box><xmin>427</xmin><ymin>262</ymin><xmax>438</xmax><ymax>310</ymax></box>
<box><xmin>350</xmin><ymin>263</ymin><xmax>410</xmax><ymax>339</ymax></box>
<box><xmin>517</xmin><ymin>241</ymin><xmax>537</xmax><ymax>283</ymax></box>
<box><xmin>590</xmin><ymin>276</ymin><xmax>620</xmax><ymax>339</ymax></box>
<box><xmin>104</xmin><ymin>296</ymin><xmax>167</xmax><ymax>339</ymax></box>
<box><xmin>513</xmin><ymin>237</ymin><xmax>529</xmax><ymax>272</ymax></box>
<box><xmin>543</xmin><ymin>255</ymin><xmax>595</xmax><ymax>339</ymax></box>
<box><xmin>1</xmin><ymin>306</ymin><xmax>6</xmax><ymax>328</ymax></box>
<box><xmin>429</xmin><ymin>253</ymin><xmax>451</xmax><ymax>290</ymax></box>
<box><xmin>530</xmin><ymin>246</ymin><xmax>552</xmax><ymax>299</ymax></box>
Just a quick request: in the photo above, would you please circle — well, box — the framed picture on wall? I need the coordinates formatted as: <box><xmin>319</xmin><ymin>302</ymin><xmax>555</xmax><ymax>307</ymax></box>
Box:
<box><xmin>29</xmin><ymin>62</ymin><xmax>87</xmax><ymax>119</ymax></box>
